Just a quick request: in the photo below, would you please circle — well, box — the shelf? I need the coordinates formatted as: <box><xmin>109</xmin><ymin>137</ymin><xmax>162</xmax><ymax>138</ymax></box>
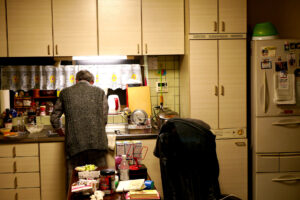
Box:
<box><xmin>14</xmin><ymin>106</ymin><xmax>31</xmax><ymax>108</ymax></box>
<box><xmin>15</xmin><ymin>97</ymin><xmax>32</xmax><ymax>100</ymax></box>
<box><xmin>33</xmin><ymin>96</ymin><xmax>57</xmax><ymax>99</ymax></box>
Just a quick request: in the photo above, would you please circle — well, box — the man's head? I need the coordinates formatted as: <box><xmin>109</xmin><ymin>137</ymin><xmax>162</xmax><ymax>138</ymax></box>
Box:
<box><xmin>76</xmin><ymin>70</ymin><xmax>94</xmax><ymax>84</ymax></box>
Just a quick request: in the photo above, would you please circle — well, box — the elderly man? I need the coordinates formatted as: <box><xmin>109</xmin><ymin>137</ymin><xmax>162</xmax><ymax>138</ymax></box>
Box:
<box><xmin>51</xmin><ymin>70</ymin><xmax>108</xmax><ymax>187</ymax></box>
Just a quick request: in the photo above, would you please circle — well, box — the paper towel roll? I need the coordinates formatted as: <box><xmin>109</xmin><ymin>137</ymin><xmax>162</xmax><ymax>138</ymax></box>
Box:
<box><xmin>0</xmin><ymin>90</ymin><xmax>10</xmax><ymax>112</ymax></box>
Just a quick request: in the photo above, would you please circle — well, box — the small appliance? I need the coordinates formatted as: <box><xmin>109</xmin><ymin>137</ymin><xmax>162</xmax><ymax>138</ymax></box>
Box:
<box><xmin>108</xmin><ymin>95</ymin><xmax>120</xmax><ymax>114</ymax></box>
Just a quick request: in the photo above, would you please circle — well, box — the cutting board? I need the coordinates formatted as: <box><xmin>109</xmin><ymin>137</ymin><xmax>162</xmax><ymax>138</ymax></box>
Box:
<box><xmin>127</xmin><ymin>86</ymin><xmax>152</xmax><ymax>117</ymax></box>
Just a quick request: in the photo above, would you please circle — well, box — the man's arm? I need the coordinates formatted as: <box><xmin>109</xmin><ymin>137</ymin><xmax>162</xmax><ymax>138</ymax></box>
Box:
<box><xmin>103</xmin><ymin>93</ymin><xmax>108</xmax><ymax>125</ymax></box>
<box><xmin>50</xmin><ymin>98</ymin><xmax>65</xmax><ymax>136</ymax></box>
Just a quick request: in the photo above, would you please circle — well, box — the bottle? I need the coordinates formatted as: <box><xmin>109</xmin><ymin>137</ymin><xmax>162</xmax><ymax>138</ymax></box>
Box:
<box><xmin>119</xmin><ymin>155</ymin><xmax>129</xmax><ymax>181</ymax></box>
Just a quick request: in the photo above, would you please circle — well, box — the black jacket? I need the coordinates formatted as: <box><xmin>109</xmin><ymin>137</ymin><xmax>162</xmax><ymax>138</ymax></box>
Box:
<box><xmin>154</xmin><ymin>118</ymin><xmax>221</xmax><ymax>200</ymax></box>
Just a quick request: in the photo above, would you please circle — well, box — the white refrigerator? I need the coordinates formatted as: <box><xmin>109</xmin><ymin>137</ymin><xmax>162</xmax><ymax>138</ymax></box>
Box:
<box><xmin>251</xmin><ymin>39</ymin><xmax>300</xmax><ymax>200</ymax></box>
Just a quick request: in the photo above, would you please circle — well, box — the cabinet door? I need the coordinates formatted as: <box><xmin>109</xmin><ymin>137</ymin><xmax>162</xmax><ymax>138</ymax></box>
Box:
<box><xmin>53</xmin><ymin>0</ymin><xmax>98</xmax><ymax>56</ymax></box>
<box><xmin>219</xmin><ymin>40</ymin><xmax>246</xmax><ymax>129</ymax></box>
<box><xmin>0</xmin><ymin>0</ymin><xmax>7</xmax><ymax>57</ymax></box>
<box><xmin>189</xmin><ymin>40</ymin><xmax>218</xmax><ymax>129</ymax></box>
<box><xmin>216</xmin><ymin>139</ymin><xmax>248</xmax><ymax>200</ymax></box>
<box><xmin>98</xmin><ymin>0</ymin><xmax>141</xmax><ymax>55</ymax></box>
<box><xmin>6</xmin><ymin>0</ymin><xmax>53</xmax><ymax>57</ymax></box>
<box><xmin>189</xmin><ymin>0</ymin><xmax>218</xmax><ymax>33</ymax></box>
<box><xmin>40</xmin><ymin>142</ymin><xmax>66</xmax><ymax>200</ymax></box>
<box><xmin>219</xmin><ymin>0</ymin><xmax>247</xmax><ymax>33</ymax></box>
<box><xmin>142</xmin><ymin>0</ymin><xmax>184</xmax><ymax>55</ymax></box>
<box><xmin>0</xmin><ymin>157</ymin><xmax>39</xmax><ymax>173</ymax></box>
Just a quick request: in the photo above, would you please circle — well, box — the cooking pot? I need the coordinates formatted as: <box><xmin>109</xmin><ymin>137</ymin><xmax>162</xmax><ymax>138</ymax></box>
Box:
<box><xmin>108</xmin><ymin>95</ymin><xmax>121</xmax><ymax>114</ymax></box>
<box><xmin>153</xmin><ymin>106</ymin><xmax>178</xmax><ymax>130</ymax></box>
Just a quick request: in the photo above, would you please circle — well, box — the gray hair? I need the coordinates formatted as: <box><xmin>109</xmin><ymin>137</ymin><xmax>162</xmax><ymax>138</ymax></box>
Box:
<box><xmin>76</xmin><ymin>70</ymin><xmax>94</xmax><ymax>82</ymax></box>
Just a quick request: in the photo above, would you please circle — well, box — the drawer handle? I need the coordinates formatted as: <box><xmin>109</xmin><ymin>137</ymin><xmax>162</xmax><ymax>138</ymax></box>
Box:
<box><xmin>13</xmin><ymin>146</ymin><xmax>16</xmax><ymax>157</ymax></box>
<box><xmin>137</xmin><ymin>44</ymin><xmax>140</xmax><ymax>54</ymax></box>
<box><xmin>220</xmin><ymin>85</ymin><xmax>225</xmax><ymax>96</ymax></box>
<box><xmin>55</xmin><ymin>45</ymin><xmax>58</xmax><ymax>55</ymax></box>
<box><xmin>14</xmin><ymin>177</ymin><xmax>18</xmax><ymax>188</ymax></box>
<box><xmin>272</xmin><ymin>119</ymin><xmax>300</xmax><ymax>126</ymax></box>
<box><xmin>222</xmin><ymin>21</ymin><xmax>225</xmax><ymax>32</ymax></box>
<box><xmin>272</xmin><ymin>176</ymin><xmax>300</xmax><ymax>182</ymax></box>
<box><xmin>214</xmin><ymin>85</ymin><xmax>218</xmax><ymax>96</ymax></box>
<box><xmin>15</xmin><ymin>192</ymin><xmax>18</xmax><ymax>200</ymax></box>
<box><xmin>235</xmin><ymin>142</ymin><xmax>246</xmax><ymax>146</ymax></box>
<box><xmin>145</xmin><ymin>43</ymin><xmax>148</xmax><ymax>54</ymax></box>
<box><xmin>13</xmin><ymin>161</ymin><xmax>17</xmax><ymax>173</ymax></box>
<box><xmin>214</xmin><ymin>21</ymin><xmax>217</xmax><ymax>32</ymax></box>
<box><xmin>47</xmin><ymin>45</ymin><xmax>50</xmax><ymax>55</ymax></box>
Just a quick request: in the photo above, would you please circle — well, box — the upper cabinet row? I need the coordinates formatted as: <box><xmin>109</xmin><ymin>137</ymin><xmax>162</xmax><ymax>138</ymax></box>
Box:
<box><xmin>1</xmin><ymin>0</ymin><xmax>184</xmax><ymax>57</ymax></box>
<box><xmin>189</xmin><ymin>0</ymin><xmax>246</xmax><ymax>34</ymax></box>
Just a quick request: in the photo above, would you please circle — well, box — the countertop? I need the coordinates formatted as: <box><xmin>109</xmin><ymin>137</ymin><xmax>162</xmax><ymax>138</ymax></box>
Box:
<box><xmin>0</xmin><ymin>127</ymin><xmax>159</xmax><ymax>144</ymax></box>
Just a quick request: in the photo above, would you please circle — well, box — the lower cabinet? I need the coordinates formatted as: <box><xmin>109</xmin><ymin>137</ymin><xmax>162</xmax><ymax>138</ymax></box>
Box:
<box><xmin>40</xmin><ymin>142</ymin><xmax>66</xmax><ymax>200</ymax></box>
<box><xmin>0</xmin><ymin>142</ymin><xmax>66</xmax><ymax>200</ymax></box>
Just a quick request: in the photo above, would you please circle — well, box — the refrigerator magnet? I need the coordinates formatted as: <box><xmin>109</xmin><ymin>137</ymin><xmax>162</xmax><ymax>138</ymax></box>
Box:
<box><xmin>284</xmin><ymin>42</ymin><xmax>290</xmax><ymax>51</ymax></box>
<box><xmin>261</xmin><ymin>59</ymin><xmax>272</xmax><ymax>69</ymax></box>
<box><xmin>261</xmin><ymin>47</ymin><xmax>276</xmax><ymax>57</ymax></box>
<box><xmin>296</xmin><ymin>43</ymin><xmax>300</xmax><ymax>49</ymax></box>
<box><xmin>290</xmin><ymin>43</ymin><xmax>296</xmax><ymax>49</ymax></box>
<box><xmin>275</xmin><ymin>61</ymin><xmax>288</xmax><ymax>72</ymax></box>
<box><xmin>287</xmin><ymin>53</ymin><xmax>296</xmax><ymax>67</ymax></box>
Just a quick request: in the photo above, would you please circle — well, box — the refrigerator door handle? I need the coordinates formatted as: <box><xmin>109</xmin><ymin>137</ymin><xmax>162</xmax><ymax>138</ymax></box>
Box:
<box><xmin>272</xmin><ymin>119</ymin><xmax>300</xmax><ymax>126</ymax></box>
<box><xmin>272</xmin><ymin>176</ymin><xmax>300</xmax><ymax>182</ymax></box>
<box><xmin>263</xmin><ymin>71</ymin><xmax>268</xmax><ymax>113</ymax></box>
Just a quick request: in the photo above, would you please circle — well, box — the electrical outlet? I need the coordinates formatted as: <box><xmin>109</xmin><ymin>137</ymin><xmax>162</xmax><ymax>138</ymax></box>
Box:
<box><xmin>156</xmin><ymin>82</ymin><xmax>168</xmax><ymax>93</ymax></box>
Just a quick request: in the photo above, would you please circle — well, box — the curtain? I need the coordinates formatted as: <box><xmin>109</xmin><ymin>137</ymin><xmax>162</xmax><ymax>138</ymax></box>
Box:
<box><xmin>0</xmin><ymin>64</ymin><xmax>142</xmax><ymax>91</ymax></box>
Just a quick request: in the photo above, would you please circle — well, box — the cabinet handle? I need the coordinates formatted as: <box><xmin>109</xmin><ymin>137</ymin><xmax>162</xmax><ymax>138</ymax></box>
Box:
<box><xmin>15</xmin><ymin>192</ymin><xmax>18</xmax><ymax>200</ymax></box>
<box><xmin>55</xmin><ymin>45</ymin><xmax>58</xmax><ymax>55</ymax></box>
<box><xmin>222</xmin><ymin>21</ymin><xmax>225</xmax><ymax>32</ymax></box>
<box><xmin>137</xmin><ymin>44</ymin><xmax>140</xmax><ymax>54</ymax></box>
<box><xmin>13</xmin><ymin>161</ymin><xmax>17</xmax><ymax>173</ymax></box>
<box><xmin>12</xmin><ymin>146</ymin><xmax>16</xmax><ymax>157</ymax></box>
<box><xmin>235</xmin><ymin>142</ymin><xmax>246</xmax><ymax>146</ymax></box>
<box><xmin>214</xmin><ymin>86</ymin><xmax>218</xmax><ymax>96</ymax></box>
<box><xmin>221</xmin><ymin>85</ymin><xmax>225</xmax><ymax>96</ymax></box>
<box><xmin>145</xmin><ymin>44</ymin><xmax>148</xmax><ymax>54</ymax></box>
<box><xmin>214</xmin><ymin>21</ymin><xmax>217</xmax><ymax>32</ymax></box>
<box><xmin>47</xmin><ymin>45</ymin><xmax>50</xmax><ymax>55</ymax></box>
<box><xmin>14</xmin><ymin>177</ymin><xmax>18</xmax><ymax>188</ymax></box>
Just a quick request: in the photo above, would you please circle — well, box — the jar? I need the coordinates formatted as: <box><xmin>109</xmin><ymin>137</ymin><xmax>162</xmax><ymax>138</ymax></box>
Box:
<box><xmin>40</xmin><ymin>106</ymin><xmax>46</xmax><ymax>116</ymax></box>
<box><xmin>100</xmin><ymin>169</ymin><xmax>115</xmax><ymax>194</ymax></box>
<box><xmin>46</xmin><ymin>102</ymin><xmax>54</xmax><ymax>115</ymax></box>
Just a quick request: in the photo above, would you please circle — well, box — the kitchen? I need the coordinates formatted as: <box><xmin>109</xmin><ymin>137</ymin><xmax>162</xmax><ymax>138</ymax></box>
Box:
<box><xmin>0</xmin><ymin>0</ymin><xmax>300</xmax><ymax>200</ymax></box>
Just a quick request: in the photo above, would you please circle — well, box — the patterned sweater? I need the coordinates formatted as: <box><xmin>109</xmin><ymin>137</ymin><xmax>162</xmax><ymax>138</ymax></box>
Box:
<box><xmin>51</xmin><ymin>81</ymin><xmax>108</xmax><ymax>157</ymax></box>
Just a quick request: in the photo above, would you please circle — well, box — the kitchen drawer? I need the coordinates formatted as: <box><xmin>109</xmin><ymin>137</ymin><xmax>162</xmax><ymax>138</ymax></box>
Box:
<box><xmin>280</xmin><ymin>153</ymin><xmax>300</xmax><ymax>172</ymax></box>
<box><xmin>0</xmin><ymin>173</ymin><xmax>40</xmax><ymax>189</ymax></box>
<box><xmin>255</xmin><ymin>172</ymin><xmax>300</xmax><ymax>200</ymax></box>
<box><xmin>256</xmin><ymin>154</ymin><xmax>279</xmax><ymax>172</ymax></box>
<box><xmin>0</xmin><ymin>144</ymin><xmax>39</xmax><ymax>157</ymax></box>
<box><xmin>0</xmin><ymin>157</ymin><xmax>39</xmax><ymax>173</ymax></box>
<box><xmin>256</xmin><ymin>116</ymin><xmax>300</xmax><ymax>153</ymax></box>
<box><xmin>0</xmin><ymin>188</ymin><xmax>40</xmax><ymax>200</ymax></box>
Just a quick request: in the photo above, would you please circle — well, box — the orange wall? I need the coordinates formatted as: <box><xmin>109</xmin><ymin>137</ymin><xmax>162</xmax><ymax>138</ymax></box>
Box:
<box><xmin>248</xmin><ymin>0</ymin><xmax>300</xmax><ymax>39</ymax></box>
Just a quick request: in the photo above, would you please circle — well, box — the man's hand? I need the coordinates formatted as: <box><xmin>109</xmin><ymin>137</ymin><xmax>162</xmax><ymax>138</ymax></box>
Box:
<box><xmin>55</xmin><ymin>128</ymin><xmax>65</xmax><ymax>136</ymax></box>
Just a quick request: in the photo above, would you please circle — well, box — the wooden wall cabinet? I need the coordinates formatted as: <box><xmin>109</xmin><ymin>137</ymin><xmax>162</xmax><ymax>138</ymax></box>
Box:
<box><xmin>0</xmin><ymin>143</ymin><xmax>41</xmax><ymax>200</ymax></box>
<box><xmin>53</xmin><ymin>0</ymin><xmax>98</xmax><ymax>56</ymax></box>
<box><xmin>189</xmin><ymin>0</ymin><xmax>246</xmax><ymax>34</ymax></box>
<box><xmin>188</xmin><ymin>39</ymin><xmax>246</xmax><ymax>129</ymax></box>
<box><xmin>0</xmin><ymin>0</ymin><xmax>7</xmax><ymax>57</ymax></box>
<box><xmin>6</xmin><ymin>0</ymin><xmax>53</xmax><ymax>57</ymax></box>
<box><xmin>98</xmin><ymin>0</ymin><xmax>184</xmax><ymax>56</ymax></box>
<box><xmin>40</xmin><ymin>142</ymin><xmax>66</xmax><ymax>200</ymax></box>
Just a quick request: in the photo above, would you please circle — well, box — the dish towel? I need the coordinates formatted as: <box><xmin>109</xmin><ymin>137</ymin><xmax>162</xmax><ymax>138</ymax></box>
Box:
<box><xmin>107</xmin><ymin>133</ymin><xmax>116</xmax><ymax>151</ymax></box>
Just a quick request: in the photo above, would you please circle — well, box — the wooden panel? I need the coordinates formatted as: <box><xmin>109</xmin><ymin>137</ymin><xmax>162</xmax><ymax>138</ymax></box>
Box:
<box><xmin>98</xmin><ymin>0</ymin><xmax>141</xmax><ymax>55</ymax></box>
<box><xmin>216</xmin><ymin>139</ymin><xmax>248</xmax><ymax>200</ymax></box>
<box><xmin>142</xmin><ymin>0</ymin><xmax>184</xmax><ymax>55</ymax></box>
<box><xmin>0</xmin><ymin>189</ymin><xmax>15</xmax><ymax>200</ymax></box>
<box><xmin>189</xmin><ymin>40</ymin><xmax>218</xmax><ymax>129</ymax></box>
<box><xmin>17</xmin><ymin>173</ymin><xmax>40</xmax><ymax>188</ymax></box>
<box><xmin>17</xmin><ymin>188</ymin><xmax>41</xmax><ymax>200</ymax></box>
<box><xmin>40</xmin><ymin>142</ymin><xmax>66</xmax><ymax>200</ymax></box>
<box><xmin>15</xmin><ymin>144</ymin><xmax>39</xmax><ymax>157</ymax></box>
<box><xmin>0</xmin><ymin>158</ymin><xmax>14</xmax><ymax>173</ymax></box>
<box><xmin>6</xmin><ymin>0</ymin><xmax>53</xmax><ymax>57</ymax></box>
<box><xmin>53</xmin><ymin>0</ymin><xmax>98</xmax><ymax>56</ymax></box>
<box><xmin>0</xmin><ymin>0</ymin><xmax>7</xmax><ymax>57</ymax></box>
<box><xmin>0</xmin><ymin>173</ymin><xmax>40</xmax><ymax>189</ymax></box>
<box><xmin>0</xmin><ymin>145</ymin><xmax>14</xmax><ymax>157</ymax></box>
<box><xmin>189</xmin><ymin>0</ymin><xmax>218</xmax><ymax>33</ymax></box>
<box><xmin>16</xmin><ymin>157</ymin><xmax>39</xmax><ymax>172</ymax></box>
<box><xmin>219</xmin><ymin>40</ymin><xmax>246</xmax><ymax>129</ymax></box>
<box><xmin>219</xmin><ymin>0</ymin><xmax>247</xmax><ymax>33</ymax></box>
